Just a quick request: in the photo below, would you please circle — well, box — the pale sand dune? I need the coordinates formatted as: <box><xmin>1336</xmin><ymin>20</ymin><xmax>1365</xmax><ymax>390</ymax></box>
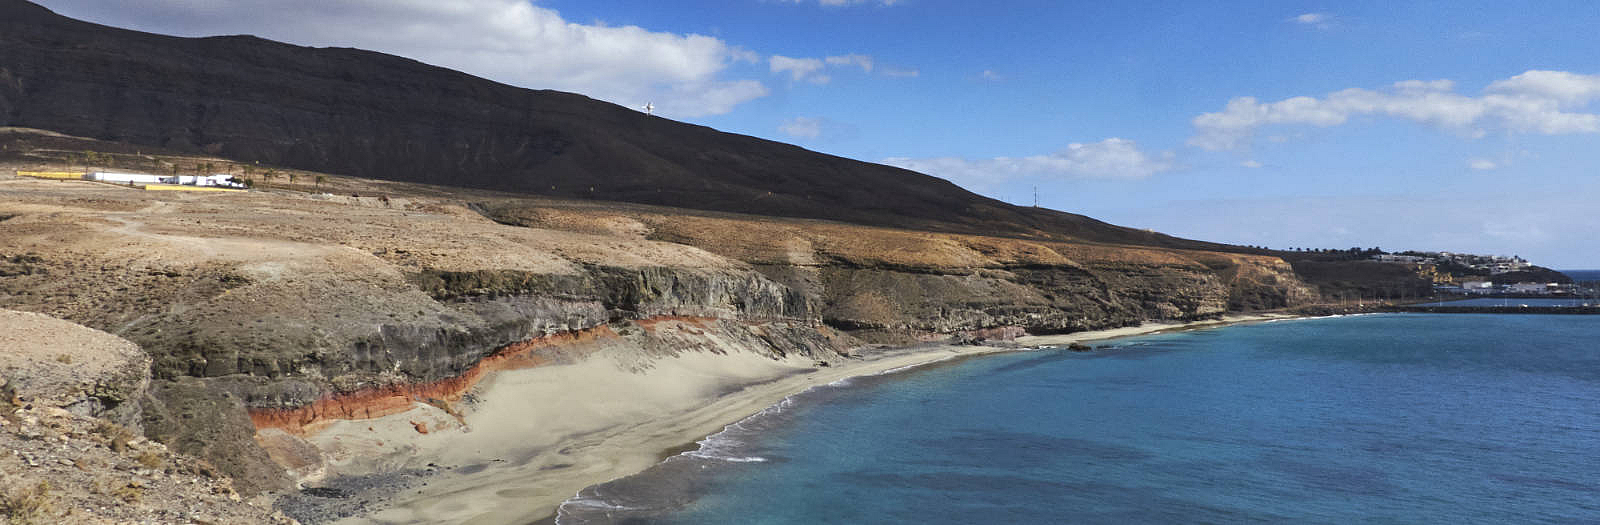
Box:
<box><xmin>330</xmin><ymin>314</ymin><xmax>1291</xmax><ymax>524</ymax></box>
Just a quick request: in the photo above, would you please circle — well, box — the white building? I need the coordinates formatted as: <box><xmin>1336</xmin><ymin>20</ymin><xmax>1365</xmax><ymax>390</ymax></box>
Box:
<box><xmin>1460</xmin><ymin>281</ymin><xmax>1494</xmax><ymax>294</ymax></box>
<box><xmin>1373</xmin><ymin>254</ymin><xmax>1430</xmax><ymax>263</ymax></box>
<box><xmin>1507</xmin><ymin>282</ymin><xmax>1553</xmax><ymax>294</ymax></box>
<box><xmin>89</xmin><ymin>172</ymin><xmax>245</xmax><ymax>189</ymax></box>
<box><xmin>89</xmin><ymin>172</ymin><xmax>167</xmax><ymax>184</ymax></box>
<box><xmin>192</xmin><ymin>174</ymin><xmax>246</xmax><ymax>188</ymax></box>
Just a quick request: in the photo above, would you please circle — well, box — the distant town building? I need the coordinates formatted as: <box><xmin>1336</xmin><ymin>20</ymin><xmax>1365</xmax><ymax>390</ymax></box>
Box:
<box><xmin>1372</xmin><ymin>254</ymin><xmax>1431</xmax><ymax>264</ymax></box>
<box><xmin>89</xmin><ymin>172</ymin><xmax>244</xmax><ymax>189</ymax></box>
<box><xmin>1507</xmin><ymin>282</ymin><xmax>1554</xmax><ymax>294</ymax></box>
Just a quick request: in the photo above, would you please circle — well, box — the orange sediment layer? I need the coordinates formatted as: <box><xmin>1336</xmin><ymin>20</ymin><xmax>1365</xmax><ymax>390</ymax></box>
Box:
<box><xmin>248</xmin><ymin>323</ymin><xmax>629</xmax><ymax>434</ymax></box>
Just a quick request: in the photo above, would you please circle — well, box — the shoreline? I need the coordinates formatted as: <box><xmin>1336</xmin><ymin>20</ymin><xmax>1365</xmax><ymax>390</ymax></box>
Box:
<box><xmin>329</xmin><ymin>313</ymin><xmax>1295</xmax><ymax>525</ymax></box>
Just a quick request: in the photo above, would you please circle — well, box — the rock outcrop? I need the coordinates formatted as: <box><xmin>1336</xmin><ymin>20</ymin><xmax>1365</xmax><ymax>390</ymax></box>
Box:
<box><xmin>0</xmin><ymin>309</ymin><xmax>149</xmax><ymax>428</ymax></box>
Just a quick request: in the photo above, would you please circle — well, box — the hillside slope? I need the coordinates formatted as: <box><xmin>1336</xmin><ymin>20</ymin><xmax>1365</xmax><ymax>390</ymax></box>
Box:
<box><xmin>0</xmin><ymin>0</ymin><xmax>1228</xmax><ymax>251</ymax></box>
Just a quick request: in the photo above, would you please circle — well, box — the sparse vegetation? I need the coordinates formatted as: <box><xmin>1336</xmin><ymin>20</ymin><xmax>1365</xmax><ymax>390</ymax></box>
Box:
<box><xmin>111</xmin><ymin>481</ymin><xmax>143</xmax><ymax>504</ymax></box>
<box><xmin>136</xmin><ymin>450</ymin><xmax>164</xmax><ymax>470</ymax></box>
<box><xmin>91</xmin><ymin>420</ymin><xmax>136</xmax><ymax>452</ymax></box>
<box><xmin>0</xmin><ymin>480</ymin><xmax>58</xmax><ymax>525</ymax></box>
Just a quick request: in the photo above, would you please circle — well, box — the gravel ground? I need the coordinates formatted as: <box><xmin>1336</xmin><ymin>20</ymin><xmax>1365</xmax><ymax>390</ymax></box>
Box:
<box><xmin>0</xmin><ymin>402</ymin><xmax>295</xmax><ymax>524</ymax></box>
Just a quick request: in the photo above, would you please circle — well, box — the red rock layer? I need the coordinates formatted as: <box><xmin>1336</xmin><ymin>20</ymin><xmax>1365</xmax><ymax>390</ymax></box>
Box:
<box><xmin>247</xmin><ymin>323</ymin><xmax>629</xmax><ymax>435</ymax></box>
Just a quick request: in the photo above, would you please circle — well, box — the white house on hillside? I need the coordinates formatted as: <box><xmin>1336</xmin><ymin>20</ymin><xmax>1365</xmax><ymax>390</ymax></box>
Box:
<box><xmin>89</xmin><ymin>172</ymin><xmax>245</xmax><ymax>189</ymax></box>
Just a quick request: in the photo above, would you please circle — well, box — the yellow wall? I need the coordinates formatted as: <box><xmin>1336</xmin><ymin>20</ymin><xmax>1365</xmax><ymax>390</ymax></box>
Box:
<box><xmin>16</xmin><ymin>171</ymin><xmax>84</xmax><ymax>180</ymax></box>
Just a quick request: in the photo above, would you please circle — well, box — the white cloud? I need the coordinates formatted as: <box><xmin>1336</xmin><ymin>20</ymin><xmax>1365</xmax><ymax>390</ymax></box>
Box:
<box><xmin>39</xmin><ymin>0</ymin><xmax>774</xmax><ymax>117</ymax></box>
<box><xmin>1189</xmin><ymin>70</ymin><xmax>1600</xmax><ymax>150</ymax></box>
<box><xmin>1486</xmin><ymin>70</ymin><xmax>1600</xmax><ymax>105</ymax></box>
<box><xmin>779</xmin><ymin>117</ymin><xmax>824</xmax><ymax>139</ymax></box>
<box><xmin>1468</xmin><ymin>159</ymin><xmax>1498</xmax><ymax>170</ymax></box>
<box><xmin>1291</xmin><ymin>12</ymin><xmax>1334</xmax><ymax>29</ymax></box>
<box><xmin>1240</xmin><ymin>160</ymin><xmax>1263</xmax><ymax>168</ymax></box>
<box><xmin>980</xmin><ymin>70</ymin><xmax>1004</xmax><ymax>81</ymax></box>
<box><xmin>770</xmin><ymin>55</ymin><xmax>830</xmax><ymax>83</ymax></box>
<box><xmin>884</xmin><ymin>138</ymin><xmax>1174</xmax><ymax>191</ymax></box>
<box><xmin>782</xmin><ymin>0</ymin><xmax>903</xmax><ymax>6</ymax></box>
<box><xmin>1293</xmin><ymin>13</ymin><xmax>1328</xmax><ymax>24</ymax></box>
<box><xmin>825</xmin><ymin>54</ymin><xmax>874</xmax><ymax>73</ymax></box>
<box><xmin>772</xmin><ymin>53</ymin><xmax>906</xmax><ymax>83</ymax></box>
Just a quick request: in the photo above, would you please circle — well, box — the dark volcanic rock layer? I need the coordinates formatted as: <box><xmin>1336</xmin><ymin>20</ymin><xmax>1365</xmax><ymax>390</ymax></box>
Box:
<box><xmin>0</xmin><ymin>0</ymin><xmax>1236</xmax><ymax>251</ymax></box>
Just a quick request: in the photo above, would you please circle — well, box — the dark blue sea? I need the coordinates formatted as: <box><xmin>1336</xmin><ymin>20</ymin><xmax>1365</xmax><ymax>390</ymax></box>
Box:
<box><xmin>560</xmin><ymin>314</ymin><xmax>1600</xmax><ymax>524</ymax></box>
<box><xmin>1439</xmin><ymin>298</ymin><xmax>1598</xmax><ymax>307</ymax></box>
<box><xmin>1563</xmin><ymin>269</ymin><xmax>1600</xmax><ymax>283</ymax></box>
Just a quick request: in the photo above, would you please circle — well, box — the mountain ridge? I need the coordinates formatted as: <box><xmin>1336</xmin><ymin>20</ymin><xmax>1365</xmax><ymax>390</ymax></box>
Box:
<box><xmin>0</xmin><ymin>0</ymin><xmax>1233</xmax><ymax>251</ymax></box>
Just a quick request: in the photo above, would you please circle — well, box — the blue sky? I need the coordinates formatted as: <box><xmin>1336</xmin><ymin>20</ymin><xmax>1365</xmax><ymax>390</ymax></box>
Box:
<box><xmin>39</xmin><ymin>0</ymin><xmax>1600</xmax><ymax>268</ymax></box>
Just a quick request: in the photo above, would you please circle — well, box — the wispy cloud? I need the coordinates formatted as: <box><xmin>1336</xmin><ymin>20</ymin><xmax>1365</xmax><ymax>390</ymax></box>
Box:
<box><xmin>1290</xmin><ymin>12</ymin><xmax>1334</xmax><ymax>29</ymax></box>
<box><xmin>1189</xmin><ymin>70</ymin><xmax>1600</xmax><ymax>150</ymax></box>
<box><xmin>771</xmin><ymin>53</ymin><xmax>913</xmax><ymax>83</ymax></box>
<box><xmin>770</xmin><ymin>55</ymin><xmax>830</xmax><ymax>83</ymax></box>
<box><xmin>779</xmin><ymin>0</ymin><xmax>904</xmax><ymax>6</ymax></box>
<box><xmin>884</xmin><ymin>138</ymin><xmax>1175</xmax><ymax>191</ymax></box>
<box><xmin>825</xmin><ymin>54</ymin><xmax>874</xmax><ymax>73</ymax></box>
<box><xmin>980</xmin><ymin>69</ymin><xmax>1004</xmax><ymax>81</ymax></box>
<box><xmin>779</xmin><ymin>117</ymin><xmax>824</xmax><ymax>139</ymax></box>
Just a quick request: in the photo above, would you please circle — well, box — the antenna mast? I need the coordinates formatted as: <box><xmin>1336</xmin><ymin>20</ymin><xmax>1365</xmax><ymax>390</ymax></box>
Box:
<box><xmin>1033</xmin><ymin>185</ymin><xmax>1038</xmax><ymax>207</ymax></box>
<box><xmin>643</xmin><ymin>102</ymin><xmax>654</xmax><ymax>115</ymax></box>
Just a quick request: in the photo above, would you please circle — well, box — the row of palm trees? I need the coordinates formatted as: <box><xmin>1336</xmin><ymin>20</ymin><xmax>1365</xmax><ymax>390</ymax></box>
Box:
<box><xmin>169</xmin><ymin>161</ymin><xmax>326</xmax><ymax>189</ymax></box>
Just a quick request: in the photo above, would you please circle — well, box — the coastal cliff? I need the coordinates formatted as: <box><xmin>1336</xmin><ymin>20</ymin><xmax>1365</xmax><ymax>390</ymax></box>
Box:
<box><xmin>0</xmin><ymin>0</ymin><xmax>1317</xmax><ymax>515</ymax></box>
<box><xmin>0</xmin><ymin>172</ymin><xmax>1317</xmax><ymax>499</ymax></box>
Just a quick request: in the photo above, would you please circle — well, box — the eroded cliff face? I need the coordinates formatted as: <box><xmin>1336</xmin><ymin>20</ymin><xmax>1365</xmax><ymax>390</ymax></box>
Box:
<box><xmin>486</xmin><ymin>203</ymin><xmax>1317</xmax><ymax>343</ymax></box>
<box><xmin>125</xmin><ymin>262</ymin><xmax>840</xmax><ymax>494</ymax></box>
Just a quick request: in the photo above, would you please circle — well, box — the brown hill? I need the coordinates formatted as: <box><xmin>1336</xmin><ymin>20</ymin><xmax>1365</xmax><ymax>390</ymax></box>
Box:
<box><xmin>0</xmin><ymin>0</ymin><xmax>1233</xmax><ymax>251</ymax></box>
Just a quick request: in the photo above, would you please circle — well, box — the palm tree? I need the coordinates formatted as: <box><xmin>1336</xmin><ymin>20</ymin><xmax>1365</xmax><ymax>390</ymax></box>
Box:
<box><xmin>315</xmin><ymin>175</ymin><xmax>326</xmax><ymax>190</ymax></box>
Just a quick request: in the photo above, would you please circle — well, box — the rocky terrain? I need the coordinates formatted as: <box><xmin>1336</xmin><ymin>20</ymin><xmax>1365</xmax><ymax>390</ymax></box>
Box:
<box><xmin>0</xmin><ymin>309</ymin><xmax>292</xmax><ymax>525</ymax></box>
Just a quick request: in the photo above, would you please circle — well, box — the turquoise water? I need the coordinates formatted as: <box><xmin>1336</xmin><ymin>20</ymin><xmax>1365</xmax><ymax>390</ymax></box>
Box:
<box><xmin>560</xmin><ymin>314</ymin><xmax>1600</xmax><ymax>523</ymax></box>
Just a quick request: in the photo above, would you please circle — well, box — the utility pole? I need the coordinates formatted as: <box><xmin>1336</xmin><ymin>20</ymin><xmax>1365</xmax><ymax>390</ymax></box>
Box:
<box><xmin>1033</xmin><ymin>185</ymin><xmax>1038</xmax><ymax>207</ymax></box>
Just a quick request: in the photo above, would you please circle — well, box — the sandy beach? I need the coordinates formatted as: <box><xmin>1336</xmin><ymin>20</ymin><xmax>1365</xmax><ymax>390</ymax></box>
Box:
<box><xmin>314</xmin><ymin>313</ymin><xmax>1292</xmax><ymax>524</ymax></box>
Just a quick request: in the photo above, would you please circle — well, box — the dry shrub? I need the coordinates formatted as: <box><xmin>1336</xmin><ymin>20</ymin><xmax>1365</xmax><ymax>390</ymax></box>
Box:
<box><xmin>135</xmin><ymin>451</ymin><xmax>163</xmax><ymax>470</ymax></box>
<box><xmin>111</xmin><ymin>482</ymin><xmax>143</xmax><ymax>504</ymax></box>
<box><xmin>91</xmin><ymin>420</ymin><xmax>136</xmax><ymax>453</ymax></box>
<box><xmin>0</xmin><ymin>480</ymin><xmax>57</xmax><ymax>525</ymax></box>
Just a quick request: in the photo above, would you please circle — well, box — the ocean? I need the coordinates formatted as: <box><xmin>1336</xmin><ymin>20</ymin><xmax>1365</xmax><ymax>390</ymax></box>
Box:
<box><xmin>560</xmin><ymin>313</ymin><xmax>1600</xmax><ymax>524</ymax></box>
<box><xmin>1439</xmin><ymin>298</ymin><xmax>1598</xmax><ymax>307</ymax></box>
<box><xmin>1563</xmin><ymin>269</ymin><xmax>1600</xmax><ymax>283</ymax></box>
